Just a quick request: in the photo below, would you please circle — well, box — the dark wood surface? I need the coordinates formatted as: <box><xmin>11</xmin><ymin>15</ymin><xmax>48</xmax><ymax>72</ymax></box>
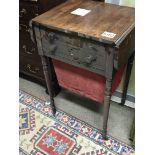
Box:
<box><xmin>32</xmin><ymin>0</ymin><xmax>135</xmax><ymax>139</ymax></box>
<box><xmin>19</xmin><ymin>0</ymin><xmax>66</xmax><ymax>94</ymax></box>
<box><xmin>32</xmin><ymin>0</ymin><xmax>134</xmax><ymax>45</ymax></box>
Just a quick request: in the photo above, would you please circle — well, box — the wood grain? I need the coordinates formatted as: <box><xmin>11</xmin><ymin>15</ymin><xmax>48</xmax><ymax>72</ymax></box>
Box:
<box><xmin>32</xmin><ymin>0</ymin><xmax>135</xmax><ymax>45</ymax></box>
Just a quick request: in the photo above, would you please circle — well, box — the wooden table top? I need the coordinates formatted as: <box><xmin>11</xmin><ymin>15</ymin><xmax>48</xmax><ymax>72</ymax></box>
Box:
<box><xmin>32</xmin><ymin>0</ymin><xmax>135</xmax><ymax>45</ymax></box>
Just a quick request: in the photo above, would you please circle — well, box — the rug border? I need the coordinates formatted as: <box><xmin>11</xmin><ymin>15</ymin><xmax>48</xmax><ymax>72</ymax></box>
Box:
<box><xmin>19</xmin><ymin>89</ymin><xmax>133</xmax><ymax>147</ymax></box>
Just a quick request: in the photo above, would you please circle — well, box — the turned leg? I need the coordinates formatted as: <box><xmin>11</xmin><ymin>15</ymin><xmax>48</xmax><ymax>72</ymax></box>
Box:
<box><xmin>121</xmin><ymin>52</ymin><xmax>135</xmax><ymax>105</ymax></box>
<box><xmin>102</xmin><ymin>78</ymin><xmax>112</xmax><ymax>140</ymax></box>
<box><xmin>41</xmin><ymin>56</ymin><xmax>56</xmax><ymax>115</ymax></box>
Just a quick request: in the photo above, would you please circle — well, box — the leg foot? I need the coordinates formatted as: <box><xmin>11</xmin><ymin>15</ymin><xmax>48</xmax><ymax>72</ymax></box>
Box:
<box><xmin>51</xmin><ymin>98</ymin><xmax>56</xmax><ymax>115</ymax></box>
<box><xmin>103</xmin><ymin>79</ymin><xmax>112</xmax><ymax>140</ymax></box>
<box><xmin>41</xmin><ymin>56</ymin><xmax>57</xmax><ymax>116</ymax></box>
<box><xmin>102</xmin><ymin>130</ymin><xmax>109</xmax><ymax>140</ymax></box>
<box><xmin>45</xmin><ymin>88</ymin><xmax>48</xmax><ymax>94</ymax></box>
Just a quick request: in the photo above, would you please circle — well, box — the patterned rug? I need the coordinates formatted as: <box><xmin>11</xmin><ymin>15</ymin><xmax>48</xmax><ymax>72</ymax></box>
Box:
<box><xmin>19</xmin><ymin>90</ymin><xmax>135</xmax><ymax>155</ymax></box>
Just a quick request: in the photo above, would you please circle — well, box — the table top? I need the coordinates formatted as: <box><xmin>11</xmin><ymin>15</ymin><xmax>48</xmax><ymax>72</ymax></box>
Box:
<box><xmin>32</xmin><ymin>0</ymin><xmax>135</xmax><ymax>45</ymax></box>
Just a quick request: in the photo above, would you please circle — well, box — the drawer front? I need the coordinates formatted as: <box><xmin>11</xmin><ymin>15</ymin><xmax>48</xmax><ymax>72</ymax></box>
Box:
<box><xmin>40</xmin><ymin>29</ymin><xmax>106</xmax><ymax>75</ymax></box>
<box><xmin>19</xmin><ymin>23</ymin><xmax>39</xmax><ymax>56</ymax></box>
<box><xmin>19</xmin><ymin>20</ymin><xmax>44</xmax><ymax>78</ymax></box>
<box><xmin>19</xmin><ymin>3</ymin><xmax>39</xmax><ymax>22</ymax></box>
<box><xmin>20</xmin><ymin>55</ymin><xmax>44</xmax><ymax>78</ymax></box>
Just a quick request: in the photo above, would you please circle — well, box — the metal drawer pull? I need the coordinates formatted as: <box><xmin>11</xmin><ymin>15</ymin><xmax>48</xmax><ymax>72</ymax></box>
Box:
<box><xmin>19</xmin><ymin>24</ymin><xmax>30</xmax><ymax>33</ymax></box>
<box><xmin>19</xmin><ymin>24</ymin><xmax>27</xmax><ymax>31</ymax></box>
<box><xmin>23</xmin><ymin>45</ymin><xmax>35</xmax><ymax>54</ymax></box>
<box><xmin>48</xmin><ymin>32</ymin><xmax>56</xmax><ymax>41</ymax></box>
<box><xmin>20</xmin><ymin>23</ymin><xmax>34</xmax><ymax>42</ymax></box>
<box><xmin>19</xmin><ymin>8</ymin><xmax>27</xmax><ymax>18</ymax></box>
<box><xmin>82</xmin><ymin>55</ymin><xmax>96</xmax><ymax>65</ymax></box>
<box><xmin>49</xmin><ymin>45</ymin><xmax>57</xmax><ymax>53</ymax></box>
<box><xmin>24</xmin><ymin>28</ymin><xmax>30</xmax><ymax>33</ymax></box>
<box><xmin>27</xmin><ymin>64</ymin><xmax>39</xmax><ymax>74</ymax></box>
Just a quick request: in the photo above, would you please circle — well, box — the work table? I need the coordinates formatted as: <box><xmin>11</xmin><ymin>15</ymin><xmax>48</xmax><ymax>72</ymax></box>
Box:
<box><xmin>32</xmin><ymin>0</ymin><xmax>135</xmax><ymax>139</ymax></box>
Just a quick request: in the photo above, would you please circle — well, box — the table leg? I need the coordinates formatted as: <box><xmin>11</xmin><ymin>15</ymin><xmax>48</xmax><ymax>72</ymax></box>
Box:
<box><xmin>41</xmin><ymin>56</ymin><xmax>56</xmax><ymax>115</ymax></box>
<box><xmin>121</xmin><ymin>52</ymin><xmax>135</xmax><ymax>105</ymax></box>
<box><xmin>103</xmin><ymin>78</ymin><xmax>112</xmax><ymax>140</ymax></box>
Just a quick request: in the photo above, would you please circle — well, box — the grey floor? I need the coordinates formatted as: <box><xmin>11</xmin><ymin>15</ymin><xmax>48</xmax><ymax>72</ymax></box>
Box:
<box><xmin>19</xmin><ymin>77</ymin><xmax>134</xmax><ymax>145</ymax></box>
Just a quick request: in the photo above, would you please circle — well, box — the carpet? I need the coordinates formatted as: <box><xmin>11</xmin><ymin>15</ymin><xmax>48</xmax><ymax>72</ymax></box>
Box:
<box><xmin>19</xmin><ymin>90</ymin><xmax>134</xmax><ymax>155</ymax></box>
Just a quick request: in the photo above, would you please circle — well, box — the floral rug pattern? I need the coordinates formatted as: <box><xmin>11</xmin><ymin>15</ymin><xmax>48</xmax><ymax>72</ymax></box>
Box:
<box><xmin>19</xmin><ymin>90</ymin><xmax>134</xmax><ymax>155</ymax></box>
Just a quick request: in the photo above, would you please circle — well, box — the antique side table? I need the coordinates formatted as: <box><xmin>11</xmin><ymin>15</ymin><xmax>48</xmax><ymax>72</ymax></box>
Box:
<box><xmin>32</xmin><ymin>0</ymin><xmax>135</xmax><ymax>139</ymax></box>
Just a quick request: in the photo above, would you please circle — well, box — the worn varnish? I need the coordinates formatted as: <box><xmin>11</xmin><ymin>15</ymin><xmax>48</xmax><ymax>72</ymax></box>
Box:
<box><xmin>32</xmin><ymin>0</ymin><xmax>134</xmax><ymax>45</ymax></box>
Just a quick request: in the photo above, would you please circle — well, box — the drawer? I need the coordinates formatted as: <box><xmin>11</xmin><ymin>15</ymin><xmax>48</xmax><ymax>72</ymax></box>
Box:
<box><xmin>20</xmin><ymin>24</ymin><xmax>38</xmax><ymax>56</ymax></box>
<box><xmin>19</xmin><ymin>3</ymin><xmax>39</xmax><ymax>22</ymax></box>
<box><xmin>19</xmin><ymin>44</ymin><xmax>41</xmax><ymax>63</ymax></box>
<box><xmin>40</xmin><ymin>29</ymin><xmax>107</xmax><ymax>76</ymax></box>
<box><xmin>20</xmin><ymin>55</ymin><xmax>44</xmax><ymax>78</ymax></box>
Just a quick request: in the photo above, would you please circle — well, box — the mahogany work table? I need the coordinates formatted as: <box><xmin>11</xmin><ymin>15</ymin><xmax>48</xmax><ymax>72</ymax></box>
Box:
<box><xmin>32</xmin><ymin>0</ymin><xmax>135</xmax><ymax>139</ymax></box>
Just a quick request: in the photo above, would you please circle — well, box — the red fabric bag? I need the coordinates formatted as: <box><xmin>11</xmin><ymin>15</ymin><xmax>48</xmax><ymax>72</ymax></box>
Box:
<box><xmin>52</xmin><ymin>59</ymin><xmax>125</xmax><ymax>103</ymax></box>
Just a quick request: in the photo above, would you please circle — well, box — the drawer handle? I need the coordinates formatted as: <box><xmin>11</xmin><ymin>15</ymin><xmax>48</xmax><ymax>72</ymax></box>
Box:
<box><xmin>49</xmin><ymin>45</ymin><xmax>57</xmax><ymax>53</ymax></box>
<box><xmin>48</xmin><ymin>32</ymin><xmax>56</xmax><ymax>41</ymax></box>
<box><xmin>19</xmin><ymin>8</ymin><xmax>27</xmax><ymax>18</ymax></box>
<box><xmin>83</xmin><ymin>55</ymin><xmax>96</xmax><ymax>65</ymax></box>
<box><xmin>19</xmin><ymin>24</ymin><xmax>31</xmax><ymax>34</ymax></box>
<box><xmin>19</xmin><ymin>24</ymin><xmax>27</xmax><ymax>31</ymax></box>
<box><xmin>23</xmin><ymin>45</ymin><xmax>35</xmax><ymax>54</ymax></box>
<box><xmin>27</xmin><ymin>64</ymin><xmax>39</xmax><ymax>74</ymax></box>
